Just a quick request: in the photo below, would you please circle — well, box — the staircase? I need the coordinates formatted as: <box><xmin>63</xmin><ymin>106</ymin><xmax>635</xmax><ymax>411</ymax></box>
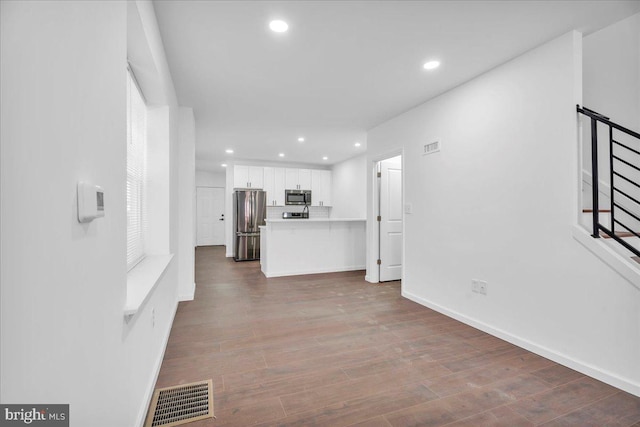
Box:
<box><xmin>577</xmin><ymin>105</ymin><xmax>640</xmax><ymax>260</ymax></box>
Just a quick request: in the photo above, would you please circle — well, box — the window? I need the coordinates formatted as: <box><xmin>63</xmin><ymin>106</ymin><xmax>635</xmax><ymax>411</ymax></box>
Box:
<box><xmin>126</xmin><ymin>69</ymin><xmax>147</xmax><ymax>270</ymax></box>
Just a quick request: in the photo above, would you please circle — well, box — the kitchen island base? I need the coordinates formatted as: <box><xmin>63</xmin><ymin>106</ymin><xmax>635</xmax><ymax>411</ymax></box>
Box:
<box><xmin>260</xmin><ymin>219</ymin><xmax>366</xmax><ymax>278</ymax></box>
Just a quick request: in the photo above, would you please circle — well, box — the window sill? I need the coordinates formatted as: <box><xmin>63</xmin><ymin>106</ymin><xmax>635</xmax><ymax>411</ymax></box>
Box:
<box><xmin>125</xmin><ymin>254</ymin><xmax>173</xmax><ymax>320</ymax></box>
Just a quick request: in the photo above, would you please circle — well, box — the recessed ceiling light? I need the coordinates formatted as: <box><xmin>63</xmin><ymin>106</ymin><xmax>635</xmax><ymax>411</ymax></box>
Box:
<box><xmin>423</xmin><ymin>60</ymin><xmax>440</xmax><ymax>70</ymax></box>
<box><xmin>269</xmin><ymin>20</ymin><xmax>288</xmax><ymax>33</ymax></box>
<box><xmin>322</xmin><ymin>156</ymin><xmax>328</xmax><ymax>160</ymax></box>
<box><xmin>221</xmin><ymin>163</ymin><xmax>227</xmax><ymax>167</ymax></box>
<box><xmin>354</xmin><ymin>142</ymin><xmax>361</xmax><ymax>147</ymax></box>
<box><xmin>278</xmin><ymin>153</ymin><xmax>285</xmax><ymax>157</ymax></box>
<box><xmin>298</xmin><ymin>137</ymin><xmax>305</xmax><ymax>142</ymax></box>
<box><xmin>225</xmin><ymin>149</ymin><xmax>234</xmax><ymax>154</ymax></box>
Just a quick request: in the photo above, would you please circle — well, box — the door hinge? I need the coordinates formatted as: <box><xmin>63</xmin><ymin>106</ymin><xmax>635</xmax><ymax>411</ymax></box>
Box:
<box><xmin>377</xmin><ymin>259</ymin><xmax>382</xmax><ymax>265</ymax></box>
<box><xmin>377</xmin><ymin>172</ymin><xmax>381</xmax><ymax>178</ymax></box>
<box><xmin>377</xmin><ymin>215</ymin><xmax>381</xmax><ymax>222</ymax></box>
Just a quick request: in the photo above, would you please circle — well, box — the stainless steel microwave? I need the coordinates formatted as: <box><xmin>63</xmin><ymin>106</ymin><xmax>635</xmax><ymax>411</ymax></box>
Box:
<box><xmin>285</xmin><ymin>189</ymin><xmax>311</xmax><ymax>205</ymax></box>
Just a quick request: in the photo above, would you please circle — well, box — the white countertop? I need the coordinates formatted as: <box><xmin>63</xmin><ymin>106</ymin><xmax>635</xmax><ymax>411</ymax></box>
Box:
<box><xmin>265</xmin><ymin>218</ymin><xmax>366</xmax><ymax>223</ymax></box>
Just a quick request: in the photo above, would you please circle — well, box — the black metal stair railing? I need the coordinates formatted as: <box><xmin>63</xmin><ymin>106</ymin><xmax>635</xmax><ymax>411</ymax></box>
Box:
<box><xmin>577</xmin><ymin>105</ymin><xmax>640</xmax><ymax>257</ymax></box>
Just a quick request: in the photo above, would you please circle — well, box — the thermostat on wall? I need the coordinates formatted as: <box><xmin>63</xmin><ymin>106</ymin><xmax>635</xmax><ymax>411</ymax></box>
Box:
<box><xmin>77</xmin><ymin>181</ymin><xmax>105</xmax><ymax>223</ymax></box>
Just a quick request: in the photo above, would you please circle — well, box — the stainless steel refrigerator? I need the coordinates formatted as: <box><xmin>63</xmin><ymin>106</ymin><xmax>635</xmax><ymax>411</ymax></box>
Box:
<box><xmin>234</xmin><ymin>189</ymin><xmax>267</xmax><ymax>261</ymax></box>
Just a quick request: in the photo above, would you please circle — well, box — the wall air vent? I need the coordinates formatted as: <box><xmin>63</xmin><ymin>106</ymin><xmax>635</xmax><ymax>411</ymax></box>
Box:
<box><xmin>422</xmin><ymin>140</ymin><xmax>441</xmax><ymax>155</ymax></box>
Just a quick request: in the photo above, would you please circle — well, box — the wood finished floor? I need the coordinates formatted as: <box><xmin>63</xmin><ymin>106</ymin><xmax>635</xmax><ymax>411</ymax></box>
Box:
<box><xmin>154</xmin><ymin>246</ymin><xmax>640</xmax><ymax>427</ymax></box>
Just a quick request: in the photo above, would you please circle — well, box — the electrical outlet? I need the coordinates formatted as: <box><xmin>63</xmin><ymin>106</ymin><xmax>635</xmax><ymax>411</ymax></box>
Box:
<box><xmin>471</xmin><ymin>279</ymin><xmax>479</xmax><ymax>293</ymax></box>
<box><xmin>472</xmin><ymin>279</ymin><xmax>487</xmax><ymax>295</ymax></box>
<box><xmin>478</xmin><ymin>281</ymin><xmax>488</xmax><ymax>295</ymax></box>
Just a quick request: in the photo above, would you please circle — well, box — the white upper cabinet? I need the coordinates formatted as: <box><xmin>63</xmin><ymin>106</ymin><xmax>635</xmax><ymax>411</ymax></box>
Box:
<box><xmin>311</xmin><ymin>169</ymin><xmax>332</xmax><ymax>206</ymax></box>
<box><xmin>263</xmin><ymin>167</ymin><xmax>275</xmax><ymax>205</ymax></box>
<box><xmin>263</xmin><ymin>167</ymin><xmax>286</xmax><ymax>206</ymax></box>
<box><xmin>285</xmin><ymin>168</ymin><xmax>312</xmax><ymax>190</ymax></box>
<box><xmin>237</xmin><ymin>165</ymin><xmax>329</xmax><ymax>205</ymax></box>
<box><xmin>298</xmin><ymin>169</ymin><xmax>312</xmax><ymax>190</ymax></box>
<box><xmin>249</xmin><ymin>166</ymin><xmax>264</xmax><ymax>188</ymax></box>
<box><xmin>274</xmin><ymin>168</ymin><xmax>285</xmax><ymax>205</ymax></box>
<box><xmin>285</xmin><ymin>168</ymin><xmax>297</xmax><ymax>189</ymax></box>
<box><xmin>233</xmin><ymin>165</ymin><xmax>264</xmax><ymax>189</ymax></box>
<box><xmin>234</xmin><ymin>166</ymin><xmax>249</xmax><ymax>188</ymax></box>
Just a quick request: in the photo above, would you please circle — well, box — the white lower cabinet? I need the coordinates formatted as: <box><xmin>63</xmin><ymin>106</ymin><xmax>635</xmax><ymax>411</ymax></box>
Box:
<box><xmin>261</xmin><ymin>219</ymin><xmax>366</xmax><ymax>278</ymax></box>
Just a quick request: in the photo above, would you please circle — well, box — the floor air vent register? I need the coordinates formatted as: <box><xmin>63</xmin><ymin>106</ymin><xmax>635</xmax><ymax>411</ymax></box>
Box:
<box><xmin>144</xmin><ymin>380</ymin><xmax>215</xmax><ymax>427</ymax></box>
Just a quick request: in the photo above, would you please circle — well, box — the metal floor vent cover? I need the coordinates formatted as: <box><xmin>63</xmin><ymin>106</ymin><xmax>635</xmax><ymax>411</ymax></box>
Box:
<box><xmin>145</xmin><ymin>379</ymin><xmax>215</xmax><ymax>427</ymax></box>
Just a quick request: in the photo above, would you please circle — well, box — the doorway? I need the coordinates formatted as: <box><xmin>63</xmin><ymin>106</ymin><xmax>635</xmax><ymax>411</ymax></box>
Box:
<box><xmin>377</xmin><ymin>155</ymin><xmax>403</xmax><ymax>282</ymax></box>
<box><xmin>196</xmin><ymin>187</ymin><xmax>225</xmax><ymax>246</ymax></box>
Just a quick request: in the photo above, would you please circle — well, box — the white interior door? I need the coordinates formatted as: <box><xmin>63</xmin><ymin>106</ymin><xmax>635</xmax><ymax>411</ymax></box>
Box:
<box><xmin>197</xmin><ymin>187</ymin><xmax>225</xmax><ymax>246</ymax></box>
<box><xmin>379</xmin><ymin>156</ymin><xmax>402</xmax><ymax>281</ymax></box>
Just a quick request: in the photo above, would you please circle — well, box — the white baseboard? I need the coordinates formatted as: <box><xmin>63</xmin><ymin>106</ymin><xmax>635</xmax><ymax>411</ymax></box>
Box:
<box><xmin>264</xmin><ymin>265</ymin><xmax>366</xmax><ymax>278</ymax></box>
<box><xmin>402</xmin><ymin>290</ymin><xmax>640</xmax><ymax>398</ymax></box>
<box><xmin>179</xmin><ymin>282</ymin><xmax>196</xmax><ymax>301</ymax></box>
<box><xmin>135</xmin><ymin>300</ymin><xmax>179</xmax><ymax>427</ymax></box>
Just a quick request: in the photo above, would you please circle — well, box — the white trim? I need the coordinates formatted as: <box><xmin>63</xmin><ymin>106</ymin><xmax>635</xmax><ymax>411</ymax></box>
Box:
<box><xmin>135</xmin><ymin>299</ymin><xmax>179</xmax><ymax>427</ymax></box>
<box><xmin>402</xmin><ymin>289</ymin><xmax>640</xmax><ymax>398</ymax></box>
<box><xmin>367</xmin><ymin>148</ymin><xmax>404</xmax><ymax>284</ymax></box>
<box><xmin>263</xmin><ymin>265</ymin><xmax>366</xmax><ymax>278</ymax></box>
<box><xmin>581</xmin><ymin>169</ymin><xmax>611</xmax><ymax>199</ymax></box>
<box><xmin>179</xmin><ymin>282</ymin><xmax>196</xmax><ymax>301</ymax></box>
<box><xmin>572</xmin><ymin>225</ymin><xmax>640</xmax><ymax>291</ymax></box>
<box><xmin>126</xmin><ymin>62</ymin><xmax>147</xmax><ymax>103</ymax></box>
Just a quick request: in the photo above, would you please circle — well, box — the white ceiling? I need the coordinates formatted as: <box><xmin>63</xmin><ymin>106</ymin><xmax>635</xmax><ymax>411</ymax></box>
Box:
<box><xmin>153</xmin><ymin>0</ymin><xmax>640</xmax><ymax>171</ymax></box>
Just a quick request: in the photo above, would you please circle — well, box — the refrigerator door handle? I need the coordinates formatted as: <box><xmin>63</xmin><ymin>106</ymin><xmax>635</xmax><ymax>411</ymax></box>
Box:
<box><xmin>250</xmin><ymin>192</ymin><xmax>255</xmax><ymax>231</ymax></box>
<box><xmin>251</xmin><ymin>192</ymin><xmax>257</xmax><ymax>231</ymax></box>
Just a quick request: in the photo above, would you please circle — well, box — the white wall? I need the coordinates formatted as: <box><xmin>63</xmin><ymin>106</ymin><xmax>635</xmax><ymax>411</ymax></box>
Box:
<box><xmin>146</xmin><ymin>106</ymin><xmax>172</xmax><ymax>254</ymax></box>
<box><xmin>179</xmin><ymin>108</ymin><xmax>196</xmax><ymax>300</ymax></box>
<box><xmin>195</xmin><ymin>170</ymin><xmax>226</xmax><ymax>187</ymax></box>
<box><xmin>225</xmin><ymin>165</ymin><xmax>235</xmax><ymax>256</ymax></box>
<box><xmin>584</xmin><ymin>13</ymin><xmax>640</xmax><ymax>131</ymax></box>
<box><xmin>367</xmin><ymin>31</ymin><xmax>640</xmax><ymax>397</ymax></box>
<box><xmin>331</xmin><ymin>154</ymin><xmax>367</xmax><ymax>218</ymax></box>
<box><xmin>582</xmin><ymin>13</ymin><xmax>640</xmax><ymax>210</ymax></box>
<box><xmin>0</xmin><ymin>1</ymin><xmax>191</xmax><ymax>425</ymax></box>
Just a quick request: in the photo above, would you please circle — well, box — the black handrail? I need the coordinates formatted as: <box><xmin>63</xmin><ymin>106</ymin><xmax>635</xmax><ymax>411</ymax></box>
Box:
<box><xmin>577</xmin><ymin>106</ymin><xmax>640</xmax><ymax>139</ymax></box>
<box><xmin>577</xmin><ymin>105</ymin><xmax>640</xmax><ymax>258</ymax></box>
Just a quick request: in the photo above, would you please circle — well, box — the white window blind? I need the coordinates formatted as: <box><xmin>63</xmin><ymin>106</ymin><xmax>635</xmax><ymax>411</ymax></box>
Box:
<box><xmin>126</xmin><ymin>69</ymin><xmax>147</xmax><ymax>270</ymax></box>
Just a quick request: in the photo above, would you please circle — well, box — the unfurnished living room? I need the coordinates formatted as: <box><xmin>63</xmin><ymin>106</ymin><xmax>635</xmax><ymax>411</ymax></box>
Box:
<box><xmin>2</xmin><ymin>1</ymin><xmax>640</xmax><ymax>426</ymax></box>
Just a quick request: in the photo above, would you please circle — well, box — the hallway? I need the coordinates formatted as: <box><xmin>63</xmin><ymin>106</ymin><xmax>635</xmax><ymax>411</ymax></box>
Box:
<box><xmin>154</xmin><ymin>246</ymin><xmax>640</xmax><ymax>426</ymax></box>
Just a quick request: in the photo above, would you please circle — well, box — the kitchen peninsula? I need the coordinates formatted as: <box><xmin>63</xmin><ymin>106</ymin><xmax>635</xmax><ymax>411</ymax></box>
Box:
<box><xmin>259</xmin><ymin>218</ymin><xmax>366</xmax><ymax>278</ymax></box>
